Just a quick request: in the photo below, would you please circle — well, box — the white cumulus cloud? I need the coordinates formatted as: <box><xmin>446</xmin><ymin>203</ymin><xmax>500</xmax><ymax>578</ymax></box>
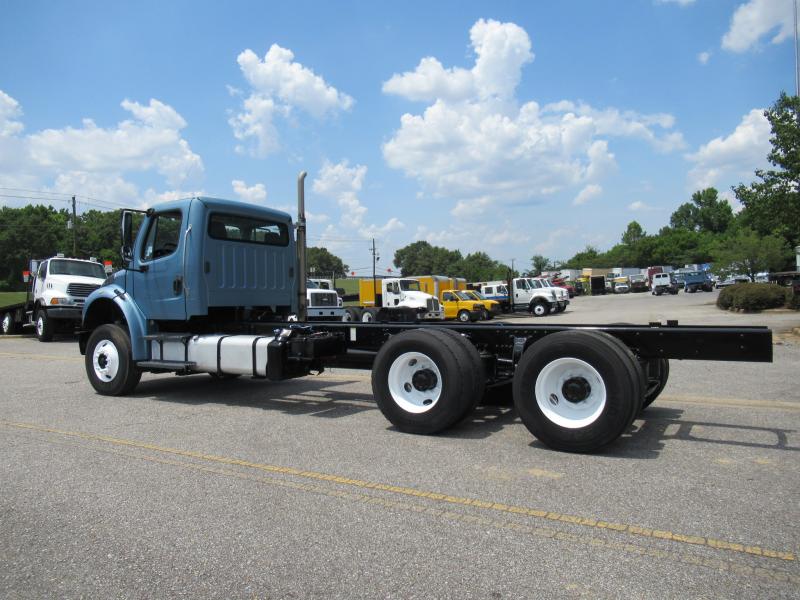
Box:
<box><xmin>312</xmin><ymin>159</ymin><xmax>404</xmax><ymax>240</ymax></box>
<box><xmin>230</xmin><ymin>45</ymin><xmax>353</xmax><ymax>157</ymax></box>
<box><xmin>0</xmin><ymin>90</ymin><xmax>24</xmax><ymax>137</ymax></box>
<box><xmin>722</xmin><ymin>0</ymin><xmax>793</xmax><ymax>52</ymax></box>
<box><xmin>0</xmin><ymin>91</ymin><xmax>203</xmax><ymax>209</ymax></box>
<box><xmin>232</xmin><ymin>179</ymin><xmax>267</xmax><ymax>203</ymax></box>
<box><xmin>573</xmin><ymin>184</ymin><xmax>602</xmax><ymax>206</ymax></box>
<box><xmin>686</xmin><ymin>108</ymin><xmax>771</xmax><ymax>190</ymax></box>
<box><xmin>382</xmin><ymin>19</ymin><xmax>683</xmax><ymax>215</ymax></box>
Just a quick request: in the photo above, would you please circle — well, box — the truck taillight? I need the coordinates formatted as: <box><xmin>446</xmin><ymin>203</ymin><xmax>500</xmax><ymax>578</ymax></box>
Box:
<box><xmin>22</xmin><ymin>270</ymin><xmax>30</xmax><ymax>283</ymax></box>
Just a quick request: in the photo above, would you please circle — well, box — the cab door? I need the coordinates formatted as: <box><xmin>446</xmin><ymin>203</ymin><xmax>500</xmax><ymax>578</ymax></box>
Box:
<box><xmin>441</xmin><ymin>291</ymin><xmax>457</xmax><ymax>319</ymax></box>
<box><xmin>384</xmin><ymin>281</ymin><xmax>402</xmax><ymax>306</ymax></box>
<box><xmin>131</xmin><ymin>209</ymin><xmax>187</xmax><ymax>321</ymax></box>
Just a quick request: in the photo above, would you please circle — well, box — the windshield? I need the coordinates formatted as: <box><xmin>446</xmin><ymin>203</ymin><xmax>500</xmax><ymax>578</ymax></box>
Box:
<box><xmin>49</xmin><ymin>259</ymin><xmax>105</xmax><ymax>279</ymax></box>
<box><xmin>540</xmin><ymin>279</ymin><xmax>553</xmax><ymax>287</ymax></box>
<box><xmin>399</xmin><ymin>280</ymin><xmax>421</xmax><ymax>292</ymax></box>
<box><xmin>528</xmin><ymin>279</ymin><xmax>543</xmax><ymax>289</ymax></box>
<box><xmin>468</xmin><ymin>290</ymin><xmax>486</xmax><ymax>300</ymax></box>
<box><xmin>454</xmin><ymin>291</ymin><xmax>472</xmax><ymax>300</ymax></box>
<box><xmin>306</xmin><ymin>280</ymin><xmax>318</xmax><ymax>288</ymax></box>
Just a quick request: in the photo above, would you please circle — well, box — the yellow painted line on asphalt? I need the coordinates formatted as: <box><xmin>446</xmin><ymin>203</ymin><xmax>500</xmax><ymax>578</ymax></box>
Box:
<box><xmin>1</xmin><ymin>419</ymin><xmax>795</xmax><ymax>564</ymax></box>
<box><xmin>19</xmin><ymin>433</ymin><xmax>797</xmax><ymax>587</ymax></box>
<box><xmin>657</xmin><ymin>395</ymin><xmax>800</xmax><ymax>411</ymax></box>
<box><xmin>0</xmin><ymin>351</ymin><xmax>82</xmax><ymax>362</ymax></box>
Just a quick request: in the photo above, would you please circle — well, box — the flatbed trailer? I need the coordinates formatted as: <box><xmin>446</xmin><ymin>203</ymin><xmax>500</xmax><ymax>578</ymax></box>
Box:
<box><xmin>76</xmin><ymin>174</ymin><xmax>774</xmax><ymax>453</ymax></box>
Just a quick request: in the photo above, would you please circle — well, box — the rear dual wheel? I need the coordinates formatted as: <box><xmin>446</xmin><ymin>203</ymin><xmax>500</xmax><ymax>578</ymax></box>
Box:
<box><xmin>371</xmin><ymin>328</ymin><xmax>483</xmax><ymax>434</ymax></box>
<box><xmin>512</xmin><ymin>330</ymin><xmax>642</xmax><ymax>452</ymax></box>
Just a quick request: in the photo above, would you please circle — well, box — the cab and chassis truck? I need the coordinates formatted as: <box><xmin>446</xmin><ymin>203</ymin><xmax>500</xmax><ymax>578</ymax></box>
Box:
<box><xmin>77</xmin><ymin>173</ymin><xmax>773</xmax><ymax>453</ymax></box>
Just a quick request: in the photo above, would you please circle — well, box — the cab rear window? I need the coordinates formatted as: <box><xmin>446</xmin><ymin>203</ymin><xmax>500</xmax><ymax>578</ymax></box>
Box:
<box><xmin>208</xmin><ymin>214</ymin><xmax>289</xmax><ymax>246</ymax></box>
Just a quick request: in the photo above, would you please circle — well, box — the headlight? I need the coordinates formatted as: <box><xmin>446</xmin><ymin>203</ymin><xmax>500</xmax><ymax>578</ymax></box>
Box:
<box><xmin>50</xmin><ymin>297</ymin><xmax>71</xmax><ymax>305</ymax></box>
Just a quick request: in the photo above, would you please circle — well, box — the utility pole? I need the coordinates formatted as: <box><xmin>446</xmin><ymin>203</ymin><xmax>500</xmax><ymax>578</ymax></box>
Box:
<box><xmin>371</xmin><ymin>238</ymin><xmax>378</xmax><ymax>304</ymax></box>
<box><xmin>794</xmin><ymin>0</ymin><xmax>799</xmax><ymax>96</ymax></box>
<box><xmin>71</xmin><ymin>195</ymin><xmax>77</xmax><ymax>257</ymax></box>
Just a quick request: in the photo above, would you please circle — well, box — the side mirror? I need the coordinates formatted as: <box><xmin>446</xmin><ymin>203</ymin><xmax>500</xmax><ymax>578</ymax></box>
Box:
<box><xmin>30</xmin><ymin>260</ymin><xmax>39</xmax><ymax>275</ymax></box>
<box><xmin>121</xmin><ymin>211</ymin><xmax>134</xmax><ymax>262</ymax></box>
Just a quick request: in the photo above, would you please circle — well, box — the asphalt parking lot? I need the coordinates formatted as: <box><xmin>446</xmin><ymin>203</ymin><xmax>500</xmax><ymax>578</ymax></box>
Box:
<box><xmin>1</xmin><ymin>292</ymin><xmax>799</xmax><ymax>598</ymax></box>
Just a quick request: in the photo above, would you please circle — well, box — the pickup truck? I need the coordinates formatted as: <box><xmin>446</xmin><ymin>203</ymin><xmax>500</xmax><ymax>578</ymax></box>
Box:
<box><xmin>75</xmin><ymin>173</ymin><xmax>772</xmax><ymax>454</ymax></box>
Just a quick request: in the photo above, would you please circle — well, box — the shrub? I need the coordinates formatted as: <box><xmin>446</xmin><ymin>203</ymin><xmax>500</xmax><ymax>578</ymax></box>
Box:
<box><xmin>717</xmin><ymin>282</ymin><xmax>789</xmax><ymax>311</ymax></box>
<box><xmin>716</xmin><ymin>285</ymin><xmax>737</xmax><ymax>310</ymax></box>
<box><xmin>786</xmin><ymin>288</ymin><xmax>800</xmax><ymax>310</ymax></box>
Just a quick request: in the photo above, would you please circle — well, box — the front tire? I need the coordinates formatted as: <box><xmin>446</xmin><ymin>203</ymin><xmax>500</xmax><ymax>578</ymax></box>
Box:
<box><xmin>85</xmin><ymin>324</ymin><xmax>141</xmax><ymax>396</ymax></box>
<box><xmin>35</xmin><ymin>310</ymin><xmax>53</xmax><ymax>342</ymax></box>
<box><xmin>457</xmin><ymin>310</ymin><xmax>471</xmax><ymax>322</ymax></box>
<box><xmin>531</xmin><ymin>301</ymin><xmax>550</xmax><ymax>317</ymax></box>
<box><xmin>361</xmin><ymin>308</ymin><xmax>378</xmax><ymax>322</ymax></box>
<box><xmin>512</xmin><ymin>331</ymin><xmax>639</xmax><ymax>452</ymax></box>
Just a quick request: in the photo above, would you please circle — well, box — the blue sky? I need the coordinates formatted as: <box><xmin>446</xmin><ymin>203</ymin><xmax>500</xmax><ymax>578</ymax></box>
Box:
<box><xmin>0</xmin><ymin>0</ymin><xmax>795</xmax><ymax>274</ymax></box>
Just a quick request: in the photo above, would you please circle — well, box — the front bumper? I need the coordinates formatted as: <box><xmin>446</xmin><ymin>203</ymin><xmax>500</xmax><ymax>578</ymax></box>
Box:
<box><xmin>307</xmin><ymin>308</ymin><xmax>346</xmax><ymax>320</ymax></box>
<box><xmin>44</xmin><ymin>306</ymin><xmax>83</xmax><ymax>320</ymax></box>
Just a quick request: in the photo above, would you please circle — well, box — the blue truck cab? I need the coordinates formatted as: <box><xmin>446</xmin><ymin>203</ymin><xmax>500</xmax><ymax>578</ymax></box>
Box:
<box><xmin>81</xmin><ymin>196</ymin><xmax>298</xmax><ymax>361</ymax></box>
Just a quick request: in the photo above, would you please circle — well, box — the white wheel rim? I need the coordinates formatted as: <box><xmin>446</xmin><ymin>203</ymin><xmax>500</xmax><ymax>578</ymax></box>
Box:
<box><xmin>535</xmin><ymin>357</ymin><xmax>606</xmax><ymax>429</ymax></box>
<box><xmin>387</xmin><ymin>351</ymin><xmax>443</xmax><ymax>414</ymax></box>
<box><xmin>36</xmin><ymin>316</ymin><xmax>44</xmax><ymax>336</ymax></box>
<box><xmin>2</xmin><ymin>314</ymin><xmax>10</xmax><ymax>333</ymax></box>
<box><xmin>92</xmin><ymin>339</ymin><xmax>120</xmax><ymax>383</ymax></box>
<box><xmin>342</xmin><ymin>311</ymin><xmax>353</xmax><ymax>322</ymax></box>
<box><xmin>362</xmin><ymin>312</ymin><xmax>374</xmax><ymax>322</ymax></box>
<box><xmin>534</xmin><ymin>304</ymin><xmax>545</xmax><ymax>315</ymax></box>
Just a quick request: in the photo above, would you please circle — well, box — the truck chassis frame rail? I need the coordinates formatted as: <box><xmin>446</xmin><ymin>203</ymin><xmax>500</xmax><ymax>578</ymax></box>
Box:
<box><xmin>81</xmin><ymin>318</ymin><xmax>771</xmax><ymax>454</ymax></box>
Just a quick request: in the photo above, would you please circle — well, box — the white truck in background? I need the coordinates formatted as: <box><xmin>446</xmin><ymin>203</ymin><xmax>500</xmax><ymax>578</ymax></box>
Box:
<box><xmin>0</xmin><ymin>255</ymin><xmax>108</xmax><ymax>341</ymax></box>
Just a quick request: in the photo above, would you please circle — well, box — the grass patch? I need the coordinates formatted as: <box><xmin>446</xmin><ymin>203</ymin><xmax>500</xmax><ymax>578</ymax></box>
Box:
<box><xmin>0</xmin><ymin>292</ymin><xmax>27</xmax><ymax>309</ymax></box>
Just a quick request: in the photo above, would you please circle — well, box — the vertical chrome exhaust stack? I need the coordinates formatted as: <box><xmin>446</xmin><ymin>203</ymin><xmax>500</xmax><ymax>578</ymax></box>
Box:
<box><xmin>297</xmin><ymin>171</ymin><xmax>308</xmax><ymax>321</ymax></box>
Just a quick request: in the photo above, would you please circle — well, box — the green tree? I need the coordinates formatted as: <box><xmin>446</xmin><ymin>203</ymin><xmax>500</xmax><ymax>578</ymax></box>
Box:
<box><xmin>711</xmin><ymin>228</ymin><xmax>790</xmax><ymax>281</ymax></box>
<box><xmin>734</xmin><ymin>93</ymin><xmax>800</xmax><ymax>248</ymax></box>
<box><xmin>669</xmin><ymin>188</ymin><xmax>733</xmax><ymax>234</ymax></box>
<box><xmin>0</xmin><ymin>205</ymin><xmax>70</xmax><ymax>290</ymax></box>
<box><xmin>307</xmin><ymin>246</ymin><xmax>348</xmax><ymax>277</ymax></box>
<box><xmin>621</xmin><ymin>221</ymin><xmax>645</xmax><ymax>246</ymax></box>
<box><xmin>393</xmin><ymin>241</ymin><xmax>462</xmax><ymax>276</ymax></box>
<box><xmin>457</xmin><ymin>252</ymin><xmax>511</xmax><ymax>282</ymax></box>
<box><xmin>562</xmin><ymin>245</ymin><xmax>600</xmax><ymax>269</ymax></box>
<box><xmin>529</xmin><ymin>254</ymin><xmax>551</xmax><ymax>276</ymax></box>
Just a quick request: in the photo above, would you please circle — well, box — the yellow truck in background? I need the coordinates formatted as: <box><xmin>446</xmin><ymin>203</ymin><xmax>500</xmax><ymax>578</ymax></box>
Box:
<box><xmin>459</xmin><ymin>289</ymin><xmax>501</xmax><ymax>319</ymax></box>
<box><xmin>411</xmin><ymin>275</ymin><xmax>483</xmax><ymax>321</ymax></box>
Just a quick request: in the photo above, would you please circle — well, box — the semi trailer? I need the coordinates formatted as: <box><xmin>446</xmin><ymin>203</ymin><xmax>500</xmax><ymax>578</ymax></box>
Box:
<box><xmin>77</xmin><ymin>173</ymin><xmax>773</xmax><ymax>453</ymax></box>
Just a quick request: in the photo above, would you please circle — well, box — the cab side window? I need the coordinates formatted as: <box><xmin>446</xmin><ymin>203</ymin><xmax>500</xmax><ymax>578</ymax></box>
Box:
<box><xmin>443</xmin><ymin>292</ymin><xmax>455</xmax><ymax>301</ymax></box>
<box><xmin>38</xmin><ymin>261</ymin><xmax>48</xmax><ymax>280</ymax></box>
<box><xmin>142</xmin><ymin>212</ymin><xmax>182</xmax><ymax>261</ymax></box>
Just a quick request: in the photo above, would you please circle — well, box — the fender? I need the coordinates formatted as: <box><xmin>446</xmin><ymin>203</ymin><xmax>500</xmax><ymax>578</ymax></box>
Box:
<box><xmin>81</xmin><ymin>285</ymin><xmax>149</xmax><ymax>360</ymax></box>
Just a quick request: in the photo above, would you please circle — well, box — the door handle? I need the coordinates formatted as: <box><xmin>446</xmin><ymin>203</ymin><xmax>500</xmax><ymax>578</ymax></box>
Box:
<box><xmin>173</xmin><ymin>276</ymin><xmax>183</xmax><ymax>295</ymax></box>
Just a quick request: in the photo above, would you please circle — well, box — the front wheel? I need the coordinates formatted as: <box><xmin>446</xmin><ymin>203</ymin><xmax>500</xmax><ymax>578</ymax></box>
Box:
<box><xmin>457</xmin><ymin>310</ymin><xmax>471</xmax><ymax>322</ymax></box>
<box><xmin>85</xmin><ymin>324</ymin><xmax>141</xmax><ymax>396</ymax></box>
<box><xmin>35</xmin><ymin>310</ymin><xmax>53</xmax><ymax>342</ymax></box>
<box><xmin>531</xmin><ymin>301</ymin><xmax>550</xmax><ymax>317</ymax></box>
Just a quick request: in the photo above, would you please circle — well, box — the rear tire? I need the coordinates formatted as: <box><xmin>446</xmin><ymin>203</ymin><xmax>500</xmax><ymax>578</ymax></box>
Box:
<box><xmin>371</xmin><ymin>329</ymin><xmax>477</xmax><ymax>434</ymax></box>
<box><xmin>361</xmin><ymin>308</ymin><xmax>378</xmax><ymax>323</ymax></box>
<box><xmin>512</xmin><ymin>331</ymin><xmax>639</xmax><ymax>452</ymax></box>
<box><xmin>35</xmin><ymin>310</ymin><xmax>53</xmax><ymax>342</ymax></box>
<box><xmin>642</xmin><ymin>358</ymin><xmax>669</xmax><ymax>408</ymax></box>
<box><xmin>85</xmin><ymin>324</ymin><xmax>141</xmax><ymax>396</ymax></box>
<box><xmin>342</xmin><ymin>307</ymin><xmax>362</xmax><ymax>322</ymax></box>
<box><xmin>1</xmin><ymin>312</ymin><xmax>17</xmax><ymax>335</ymax></box>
